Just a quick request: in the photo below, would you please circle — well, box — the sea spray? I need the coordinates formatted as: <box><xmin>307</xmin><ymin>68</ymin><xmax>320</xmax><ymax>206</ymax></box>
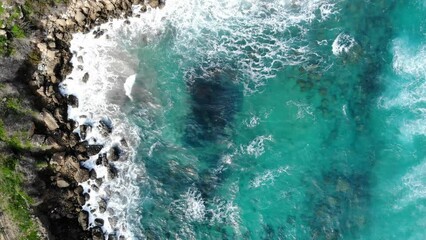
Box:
<box><xmin>59</xmin><ymin>6</ymin><xmax>169</xmax><ymax>238</ymax></box>
<box><xmin>56</xmin><ymin>0</ymin><xmax>426</xmax><ymax>239</ymax></box>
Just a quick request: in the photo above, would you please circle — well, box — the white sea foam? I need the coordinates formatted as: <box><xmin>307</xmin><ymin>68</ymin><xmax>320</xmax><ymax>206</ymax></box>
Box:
<box><xmin>170</xmin><ymin>187</ymin><xmax>240</xmax><ymax>230</ymax></box>
<box><xmin>243</xmin><ymin>135</ymin><xmax>273</xmax><ymax>158</ymax></box>
<box><xmin>124</xmin><ymin>74</ymin><xmax>136</xmax><ymax>101</ymax></box>
<box><xmin>394</xmin><ymin>159</ymin><xmax>426</xmax><ymax>210</ymax></box>
<box><xmin>379</xmin><ymin>38</ymin><xmax>426</xmax><ymax>139</ymax></box>
<box><xmin>59</xmin><ymin>0</ymin><xmax>338</xmax><ymax>238</ymax></box>
<box><xmin>59</xmin><ymin>6</ymin><xmax>169</xmax><ymax>239</ymax></box>
<box><xmin>156</xmin><ymin>0</ymin><xmax>339</xmax><ymax>93</ymax></box>
<box><xmin>332</xmin><ymin>32</ymin><xmax>356</xmax><ymax>56</ymax></box>
<box><xmin>286</xmin><ymin>100</ymin><xmax>315</xmax><ymax>119</ymax></box>
<box><xmin>250</xmin><ymin>166</ymin><xmax>290</xmax><ymax>188</ymax></box>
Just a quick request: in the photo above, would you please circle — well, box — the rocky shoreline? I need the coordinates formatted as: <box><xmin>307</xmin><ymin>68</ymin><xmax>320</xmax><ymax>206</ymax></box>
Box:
<box><xmin>15</xmin><ymin>0</ymin><xmax>164</xmax><ymax>239</ymax></box>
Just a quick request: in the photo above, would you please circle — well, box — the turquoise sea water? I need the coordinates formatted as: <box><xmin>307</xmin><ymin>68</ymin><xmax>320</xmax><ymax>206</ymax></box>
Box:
<box><xmin>121</xmin><ymin>0</ymin><xmax>426</xmax><ymax>239</ymax></box>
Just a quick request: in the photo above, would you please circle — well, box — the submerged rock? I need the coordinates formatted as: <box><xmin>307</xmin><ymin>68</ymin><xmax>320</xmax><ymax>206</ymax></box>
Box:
<box><xmin>99</xmin><ymin>117</ymin><xmax>113</xmax><ymax>136</ymax></box>
<box><xmin>79</xmin><ymin>124</ymin><xmax>91</xmax><ymax>140</ymax></box>
<box><xmin>107</xmin><ymin>164</ymin><xmax>118</xmax><ymax>179</ymax></box>
<box><xmin>185</xmin><ymin>66</ymin><xmax>242</xmax><ymax>146</ymax></box>
<box><xmin>98</xmin><ymin>199</ymin><xmax>107</xmax><ymax>213</ymax></box>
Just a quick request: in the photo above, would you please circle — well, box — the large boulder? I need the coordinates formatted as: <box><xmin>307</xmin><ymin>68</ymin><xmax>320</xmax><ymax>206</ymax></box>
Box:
<box><xmin>41</xmin><ymin>110</ymin><xmax>60</xmax><ymax>131</ymax></box>
<box><xmin>148</xmin><ymin>0</ymin><xmax>160</xmax><ymax>8</ymax></box>
<box><xmin>74</xmin><ymin>168</ymin><xmax>90</xmax><ymax>183</ymax></box>
<box><xmin>75</xmin><ymin>11</ymin><xmax>86</xmax><ymax>26</ymax></box>
<box><xmin>56</xmin><ymin>179</ymin><xmax>70</xmax><ymax>188</ymax></box>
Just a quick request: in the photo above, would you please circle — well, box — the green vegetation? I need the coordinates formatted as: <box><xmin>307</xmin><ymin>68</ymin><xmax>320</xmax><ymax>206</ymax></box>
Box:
<box><xmin>0</xmin><ymin>36</ymin><xmax>9</xmax><ymax>56</ymax></box>
<box><xmin>0</xmin><ymin>0</ymin><xmax>72</xmax><ymax>56</ymax></box>
<box><xmin>2</xmin><ymin>97</ymin><xmax>36</xmax><ymax>116</ymax></box>
<box><xmin>0</xmin><ymin>120</ymin><xmax>6</xmax><ymax>141</ymax></box>
<box><xmin>11</xmin><ymin>25</ymin><xmax>25</xmax><ymax>39</ymax></box>
<box><xmin>0</xmin><ymin>118</ymin><xmax>32</xmax><ymax>152</ymax></box>
<box><xmin>0</xmin><ymin>3</ymin><xmax>4</xmax><ymax>15</ymax></box>
<box><xmin>7</xmin><ymin>134</ymin><xmax>32</xmax><ymax>152</ymax></box>
<box><xmin>0</xmin><ymin>155</ymin><xmax>39</xmax><ymax>240</ymax></box>
<box><xmin>0</xmin><ymin>125</ymin><xmax>32</xmax><ymax>152</ymax></box>
<box><xmin>6</xmin><ymin>98</ymin><xmax>23</xmax><ymax>113</ymax></box>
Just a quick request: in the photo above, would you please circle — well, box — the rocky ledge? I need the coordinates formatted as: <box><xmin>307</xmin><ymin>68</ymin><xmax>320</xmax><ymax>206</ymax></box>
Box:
<box><xmin>24</xmin><ymin>0</ymin><xmax>164</xmax><ymax>239</ymax></box>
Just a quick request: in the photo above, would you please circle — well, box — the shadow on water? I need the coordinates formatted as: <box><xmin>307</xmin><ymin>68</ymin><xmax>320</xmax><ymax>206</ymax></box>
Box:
<box><xmin>138</xmin><ymin>64</ymin><xmax>243</xmax><ymax>239</ymax></box>
<box><xmin>184</xmin><ymin>65</ymin><xmax>243</xmax><ymax>147</ymax></box>
<box><xmin>184</xmin><ymin>65</ymin><xmax>243</xmax><ymax>198</ymax></box>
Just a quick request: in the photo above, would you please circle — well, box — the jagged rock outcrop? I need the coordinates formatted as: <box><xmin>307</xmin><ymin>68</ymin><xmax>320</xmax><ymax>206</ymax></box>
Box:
<box><xmin>17</xmin><ymin>0</ymin><xmax>165</xmax><ymax>239</ymax></box>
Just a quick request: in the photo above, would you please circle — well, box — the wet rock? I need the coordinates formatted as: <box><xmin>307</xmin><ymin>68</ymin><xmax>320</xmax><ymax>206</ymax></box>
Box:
<box><xmin>80</xmin><ymin>124</ymin><xmax>91</xmax><ymax>140</ymax></box>
<box><xmin>95</xmin><ymin>178</ymin><xmax>103</xmax><ymax>186</ymax></box>
<box><xmin>67</xmin><ymin>132</ymin><xmax>81</xmax><ymax>147</ymax></box>
<box><xmin>68</xmin><ymin>119</ymin><xmax>78</xmax><ymax>131</ymax></box>
<box><xmin>57</xmin><ymin>179</ymin><xmax>70</xmax><ymax>188</ymax></box>
<box><xmin>108</xmin><ymin>164</ymin><xmax>118</xmax><ymax>179</ymax></box>
<box><xmin>89</xmin><ymin>169</ymin><xmax>97</xmax><ymax>179</ymax></box>
<box><xmin>61</xmin><ymin>155</ymin><xmax>81</xmax><ymax>176</ymax></box>
<box><xmin>74</xmin><ymin>168</ymin><xmax>90</xmax><ymax>182</ymax></box>
<box><xmin>77</xmin><ymin>195</ymin><xmax>86</xmax><ymax>205</ymax></box>
<box><xmin>92</xmin><ymin>226</ymin><xmax>104</xmax><ymax>240</ymax></box>
<box><xmin>96</xmin><ymin>153</ymin><xmax>108</xmax><ymax>166</ymax></box>
<box><xmin>68</xmin><ymin>95</ymin><xmax>79</xmax><ymax>108</ymax></box>
<box><xmin>82</xmin><ymin>72</ymin><xmax>89</xmax><ymax>82</ymax></box>
<box><xmin>91</xmin><ymin>184</ymin><xmax>99</xmax><ymax>192</ymax></box>
<box><xmin>98</xmin><ymin>199</ymin><xmax>107</xmax><ymax>213</ymax></box>
<box><xmin>108</xmin><ymin>216</ymin><xmax>118</xmax><ymax>228</ymax></box>
<box><xmin>77</xmin><ymin>154</ymin><xmax>90</xmax><ymax>161</ymax></box>
<box><xmin>75</xmin><ymin>141</ymin><xmax>88</xmax><ymax>153</ymax></box>
<box><xmin>74</xmin><ymin>186</ymin><xmax>84</xmax><ymax>195</ymax></box>
<box><xmin>94</xmin><ymin>218</ymin><xmax>104</xmax><ymax>227</ymax></box>
<box><xmin>53</xmin><ymin>108</ymin><xmax>66</xmax><ymax>125</ymax></box>
<box><xmin>94</xmin><ymin>29</ymin><xmax>105</xmax><ymax>38</ymax></box>
<box><xmin>84</xmin><ymin>193</ymin><xmax>90</xmax><ymax>202</ymax></box>
<box><xmin>120</xmin><ymin>138</ymin><xmax>128</xmax><ymax>147</ymax></box>
<box><xmin>107</xmin><ymin>145</ymin><xmax>121</xmax><ymax>161</ymax></box>
<box><xmin>77</xmin><ymin>209</ymin><xmax>91</xmax><ymax>228</ymax></box>
<box><xmin>99</xmin><ymin>117</ymin><xmax>113</xmax><ymax>136</ymax></box>
<box><xmin>75</xmin><ymin>141</ymin><xmax>103</xmax><ymax>156</ymax></box>
<box><xmin>108</xmin><ymin>234</ymin><xmax>118</xmax><ymax>240</ymax></box>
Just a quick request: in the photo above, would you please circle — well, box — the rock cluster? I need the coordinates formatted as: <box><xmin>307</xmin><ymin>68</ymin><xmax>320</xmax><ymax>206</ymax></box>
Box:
<box><xmin>26</xmin><ymin>0</ymin><xmax>164</xmax><ymax>239</ymax></box>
